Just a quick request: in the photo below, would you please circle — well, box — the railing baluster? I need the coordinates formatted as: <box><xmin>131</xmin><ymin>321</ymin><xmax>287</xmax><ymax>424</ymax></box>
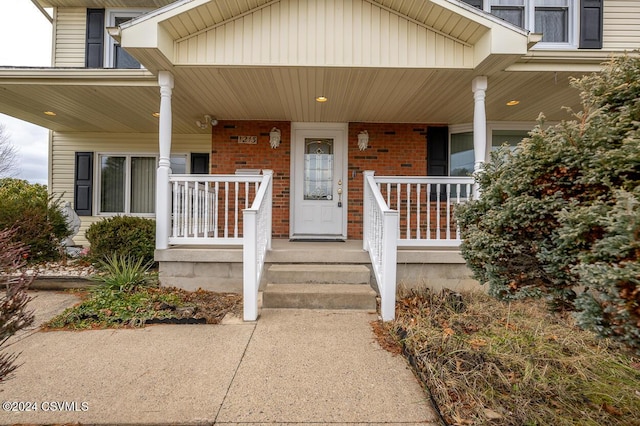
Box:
<box><xmin>193</xmin><ymin>182</ymin><xmax>200</xmax><ymax>238</ymax></box>
<box><xmin>436</xmin><ymin>183</ymin><xmax>441</xmax><ymax>240</ymax></box>
<box><xmin>406</xmin><ymin>183</ymin><xmax>411</xmax><ymax>240</ymax></box>
<box><xmin>183</xmin><ymin>183</ymin><xmax>189</xmax><ymax>238</ymax></box>
<box><xmin>234</xmin><ymin>181</ymin><xmax>239</xmax><ymax>238</ymax></box>
<box><xmin>224</xmin><ymin>182</ymin><xmax>229</xmax><ymax>238</ymax></box>
<box><xmin>172</xmin><ymin>181</ymin><xmax>178</xmax><ymax>238</ymax></box>
<box><xmin>456</xmin><ymin>183</ymin><xmax>462</xmax><ymax>240</ymax></box>
<box><xmin>427</xmin><ymin>183</ymin><xmax>431</xmax><ymax>240</ymax></box>
<box><xmin>446</xmin><ymin>183</ymin><xmax>451</xmax><ymax>240</ymax></box>
<box><xmin>204</xmin><ymin>183</ymin><xmax>210</xmax><ymax>237</ymax></box>
<box><xmin>396</xmin><ymin>183</ymin><xmax>401</xmax><ymax>238</ymax></box>
<box><xmin>245</xmin><ymin>181</ymin><xmax>250</xmax><ymax>209</ymax></box>
<box><xmin>214</xmin><ymin>182</ymin><xmax>219</xmax><ymax>238</ymax></box>
<box><xmin>416</xmin><ymin>183</ymin><xmax>421</xmax><ymax>240</ymax></box>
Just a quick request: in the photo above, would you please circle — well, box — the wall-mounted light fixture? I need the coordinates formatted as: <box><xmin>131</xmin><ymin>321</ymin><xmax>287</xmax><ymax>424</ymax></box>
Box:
<box><xmin>195</xmin><ymin>114</ymin><xmax>218</xmax><ymax>129</ymax></box>
<box><xmin>269</xmin><ymin>127</ymin><xmax>281</xmax><ymax>149</ymax></box>
<box><xmin>358</xmin><ymin>130</ymin><xmax>369</xmax><ymax>151</ymax></box>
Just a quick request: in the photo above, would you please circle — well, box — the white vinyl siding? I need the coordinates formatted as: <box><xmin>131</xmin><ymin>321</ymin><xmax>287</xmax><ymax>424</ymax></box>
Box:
<box><xmin>602</xmin><ymin>1</ymin><xmax>640</xmax><ymax>50</ymax></box>
<box><xmin>50</xmin><ymin>132</ymin><xmax>210</xmax><ymax>246</ymax></box>
<box><xmin>174</xmin><ymin>0</ymin><xmax>474</xmax><ymax>68</ymax></box>
<box><xmin>52</xmin><ymin>8</ymin><xmax>86</xmax><ymax>67</ymax></box>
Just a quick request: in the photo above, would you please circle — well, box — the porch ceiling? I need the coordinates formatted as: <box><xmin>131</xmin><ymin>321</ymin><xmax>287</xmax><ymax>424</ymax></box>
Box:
<box><xmin>0</xmin><ymin>65</ymin><xmax>583</xmax><ymax>134</ymax></box>
<box><xmin>1</xmin><ymin>0</ymin><xmax>576</xmax><ymax>135</ymax></box>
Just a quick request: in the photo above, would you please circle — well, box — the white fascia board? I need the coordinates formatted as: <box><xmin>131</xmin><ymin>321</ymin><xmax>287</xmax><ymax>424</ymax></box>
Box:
<box><xmin>118</xmin><ymin>0</ymin><xmax>202</xmax><ymax>30</ymax></box>
<box><xmin>0</xmin><ymin>68</ymin><xmax>158</xmax><ymax>86</ymax></box>
<box><xmin>430</xmin><ymin>0</ymin><xmax>530</xmax><ymax>66</ymax></box>
<box><xmin>120</xmin><ymin>19</ymin><xmax>174</xmax><ymax>63</ymax></box>
<box><xmin>118</xmin><ymin>0</ymin><xmax>215</xmax><ymax>65</ymax></box>
<box><xmin>473</xmin><ymin>25</ymin><xmax>529</xmax><ymax>67</ymax></box>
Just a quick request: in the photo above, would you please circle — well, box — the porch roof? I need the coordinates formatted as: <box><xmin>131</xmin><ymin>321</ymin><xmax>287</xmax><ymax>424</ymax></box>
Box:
<box><xmin>0</xmin><ymin>0</ymin><xmax>600</xmax><ymax>134</ymax></box>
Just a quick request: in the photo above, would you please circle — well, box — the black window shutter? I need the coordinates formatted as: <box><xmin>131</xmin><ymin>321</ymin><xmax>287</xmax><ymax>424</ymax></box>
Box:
<box><xmin>86</xmin><ymin>9</ymin><xmax>105</xmax><ymax>68</ymax></box>
<box><xmin>427</xmin><ymin>126</ymin><xmax>449</xmax><ymax>201</ymax></box>
<box><xmin>190</xmin><ymin>153</ymin><xmax>210</xmax><ymax>174</ymax></box>
<box><xmin>427</xmin><ymin>127</ymin><xmax>449</xmax><ymax>176</ymax></box>
<box><xmin>579</xmin><ymin>0</ymin><xmax>603</xmax><ymax>49</ymax></box>
<box><xmin>74</xmin><ymin>152</ymin><xmax>93</xmax><ymax>216</ymax></box>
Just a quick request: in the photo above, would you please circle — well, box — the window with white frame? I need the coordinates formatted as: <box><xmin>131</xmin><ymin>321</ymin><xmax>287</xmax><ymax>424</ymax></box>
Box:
<box><xmin>104</xmin><ymin>10</ymin><xmax>149</xmax><ymax>69</ymax></box>
<box><xmin>463</xmin><ymin>0</ymin><xmax>575</xmax><ymax>46</ymax></box>
<box><xmin>449</xmin><ymin>126</ymin><xmax>532</xmax><ymax>175</ymax></box>
<box><xmin>492</xmin><ymin>129</ymin><xmax>529</xmax><ymax>150</ymax></box>
<box><xmin>98</xmin><ymin>154</ymin><xmax>186</xmax><ymax>215</ymax></box>
<box><xmin>450</xmin><ymin>132</ymin><xmax>475</xmax><ymax>176</ymax></box>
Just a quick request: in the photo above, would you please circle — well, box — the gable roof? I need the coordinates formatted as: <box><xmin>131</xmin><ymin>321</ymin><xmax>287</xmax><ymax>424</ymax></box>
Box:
<box><xmin>119</xmin><ymin>0</ymin><xmax>531</xmax><ymax>72</ymax></box>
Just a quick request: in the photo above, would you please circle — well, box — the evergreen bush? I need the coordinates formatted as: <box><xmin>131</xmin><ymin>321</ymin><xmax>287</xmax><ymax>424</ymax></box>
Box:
<box><xmin>456</xmin><ymin>55</ymin><xmax>640</xmax><ymax>354</ymax></box>
<box><xmin>85</xmin><ymin>216</ymin><xmax>155</xmax><ymax>265</ymax></box>
<box><xmin>0</xmin><ymin>178</ymin><xmax>70</xmax><ymax>263</ymax></box>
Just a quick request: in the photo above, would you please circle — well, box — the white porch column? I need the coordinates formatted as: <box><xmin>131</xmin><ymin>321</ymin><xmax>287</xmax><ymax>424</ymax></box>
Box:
<box><xmin>156</xmin><ymin>71</ymin><xmax>174</xmax><ymax>250</ymax></box>
<box><xmin>472</xmin><ymin>76</ymin><xmax>488</xmax><ymax>199</ymax></box>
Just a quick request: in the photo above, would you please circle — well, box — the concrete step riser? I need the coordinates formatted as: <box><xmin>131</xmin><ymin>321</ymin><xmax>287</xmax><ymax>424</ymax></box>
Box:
<box><xmin>267</xmin><ymin>264</ymin><xmax>371</xmax><ymax>285</ymax></box>
<box><xmin>263</xmin><ymin>284</ymin><xmax>377</xmax><ymax>310</ymax></box>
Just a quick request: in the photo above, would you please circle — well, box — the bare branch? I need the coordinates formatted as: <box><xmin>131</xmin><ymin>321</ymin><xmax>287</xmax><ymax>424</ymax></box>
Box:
<box><xmin>0</xmin><ymin>124</ymin><xmax>19</xmax><ymax>178</ymax></box>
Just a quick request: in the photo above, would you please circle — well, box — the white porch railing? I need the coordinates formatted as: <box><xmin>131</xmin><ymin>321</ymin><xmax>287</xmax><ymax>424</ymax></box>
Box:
<box><xmin>373</xmin><ymin>175</ymin><xmax>476</xmax><ymax>247</ymax></box>
<box><xmin>168</xmin><ymin>171</ymin><xmax>273</xmax><ymax>321</ymax></box>
<box><xmin>243</xmin><ymin>171</ymin><xmax>273</xmax><ymax>321</ymax></box>
<box><xmin>363</xmin><ymin>171</ymin><xmax>399</xmax><ymax>322</ymax></box>
<box><xmin>363</xmin><ymin>171</ymin><xmax>476</xmax><ymax>321</ymax></box>
<box><xmin>168</xmin><ymin>174</ymin><xmax>265</xmax><ymax>245</ymax></box>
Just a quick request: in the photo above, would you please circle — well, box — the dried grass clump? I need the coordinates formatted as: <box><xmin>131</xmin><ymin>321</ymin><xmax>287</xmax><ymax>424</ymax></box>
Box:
<box><xmin>387</xmin><ymin>288</ymin><xmax>640</xmax><ymax>426</ymax></box>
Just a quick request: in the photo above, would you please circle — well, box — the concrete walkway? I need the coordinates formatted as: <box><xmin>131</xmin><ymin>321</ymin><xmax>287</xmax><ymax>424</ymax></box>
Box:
<box><xmin>0</xmin><ymin>291</ymin><xmax>440</xmax><ymax>425</ymax></box>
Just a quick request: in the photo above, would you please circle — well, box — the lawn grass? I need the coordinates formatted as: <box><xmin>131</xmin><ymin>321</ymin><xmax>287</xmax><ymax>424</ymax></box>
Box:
<box><xmin>378</xmin><ymin>289</ymin><xmax>640</xmax><ymax>426</ymax></box>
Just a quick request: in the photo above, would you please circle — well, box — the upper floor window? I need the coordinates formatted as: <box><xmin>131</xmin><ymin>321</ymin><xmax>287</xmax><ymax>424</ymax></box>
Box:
<box><xmin>105</xmin><ymin>10</ymin><xmax>147</xmax><ymax>69</ymax></box>
<box><xmin>463</xmin><ymin>0</ymin><xmax>577</xmax><ymax>47</ymax></box>
<box><xmin>85</xmin><ymin>8</ymin><xmax>149</xmax><ymax>69</ymax></box>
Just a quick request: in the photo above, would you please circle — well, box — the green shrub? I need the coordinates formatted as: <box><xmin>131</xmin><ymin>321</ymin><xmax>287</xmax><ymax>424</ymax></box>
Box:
<box><xmin>0</xmin><ymin>178</ymin><xmax>70</xmax><ymax>263</ymax></box>
<box><xmin>85</xmin><ymin>216</ymin><xmax>155</xmax><ymax>265</ymax></box>
<box><xmin>457</xmin><ymin>55</ymin><xmax>640</xmax><ymax>354</ymax></box>
<box><xmin>91</xmin><ymin>254</ymin><xmax>154</xmax><ymax>293</ymax></box>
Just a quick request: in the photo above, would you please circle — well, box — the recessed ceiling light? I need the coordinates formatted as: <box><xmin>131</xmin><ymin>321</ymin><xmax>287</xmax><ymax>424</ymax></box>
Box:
<box><xmin>43</xmin><ymin>111</ymin><xmax>57</xmax><ymax>116</ymax></box>
<box><xmin>315</xmin><ymin>96</ymin><xmax>328</xmax><ymax>103</ymax></box>
<box><xmin>506</xmin><ymin>100</ymin><xmax>520</xmax><ymax>106</ymax></box>
<box><xmin>152</xmin><ymin>112</ymin><xmax>160</xmax><ymax>118</ymax></box>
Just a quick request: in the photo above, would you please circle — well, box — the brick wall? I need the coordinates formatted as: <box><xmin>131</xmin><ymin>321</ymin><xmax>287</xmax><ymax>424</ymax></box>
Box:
<box><xmin>210</xmin><ymin>121</ymin><xmax>291</xmax><ymax>238</ymax></box>
<box><xmin>210</xmin><ymin>121</ymin><xmax>434</xmax><ymax>239</ymax></box>
<box><xmin>347</xmin><ymin>123</ymin><xmax>428</xmax><ymax>239</ymax></box>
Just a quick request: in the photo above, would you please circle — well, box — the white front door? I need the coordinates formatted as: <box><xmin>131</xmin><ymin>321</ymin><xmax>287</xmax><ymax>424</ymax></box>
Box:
<box><xmin>291</xmin><ymin>123</ymin><xmax>347</xmax><ymax>239</ymax></box>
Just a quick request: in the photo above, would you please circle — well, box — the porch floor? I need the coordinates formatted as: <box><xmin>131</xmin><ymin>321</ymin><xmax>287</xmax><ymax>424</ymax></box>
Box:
<box><xmin>157</xmin><ymin>239</ymin><xmax>466</xmax><ymax>264</ymax></box>
<box><xmin>156</xmin><ymin>240</ymin><xmax>476</xmax><ymax>294</ymax></box>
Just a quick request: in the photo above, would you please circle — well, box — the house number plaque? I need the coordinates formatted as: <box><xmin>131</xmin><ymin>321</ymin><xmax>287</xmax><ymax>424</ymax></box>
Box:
<box><xmin>238</xmin><ymin>136</ymin><xmax>258</xmax><ymax>145</ymax></box>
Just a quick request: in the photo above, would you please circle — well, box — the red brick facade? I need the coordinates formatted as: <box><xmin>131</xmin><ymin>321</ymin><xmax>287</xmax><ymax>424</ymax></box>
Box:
<box><xmin>210</xmin><ymin>121</ymin><xmax>435</xmax><ymax>239</ymax></box>
<box><xmin>211</xmin><ymin>121</ymin><xmax>291</xmax><ymax>238</ymax></box>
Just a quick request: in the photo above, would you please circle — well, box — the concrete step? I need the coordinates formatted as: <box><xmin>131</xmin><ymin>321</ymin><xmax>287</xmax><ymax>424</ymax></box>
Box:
<box><xmin>262</xmin><ymin>284</ymin><xmax>377</xmax><ymax>310</ymax></box>
<box><xmin>267</xmin><ymin>264</ymin><xmax>371</xmax><ymax>285</ymax></box>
